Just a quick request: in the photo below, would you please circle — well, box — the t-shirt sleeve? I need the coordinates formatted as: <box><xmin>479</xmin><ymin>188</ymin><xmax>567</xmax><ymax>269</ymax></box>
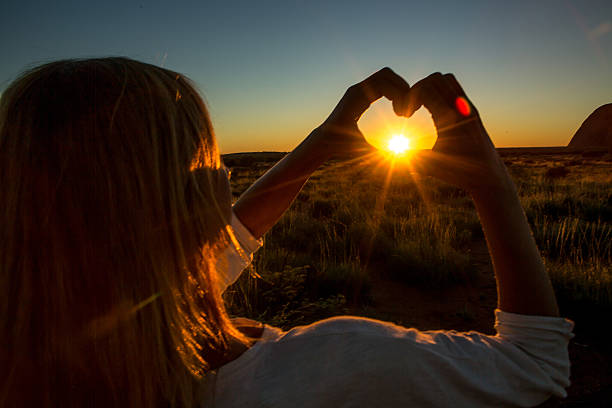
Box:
<box><xmin>215</xmin><ymin>210</ymin><xmax>263</xmax><ymax>293</ymax></box>
<box><xmin>492</xmin><ymin>309</ymin><xmax>574</xmax><ymax>403</ymax></box>
<box><xmin>358</xmin><ymin>311</ymin><xmax>574</xmax><ymax>407</ymax></box>
<box><xmin>248</xmin><ymin>313</ymin><xmax>573</xmax><ymax>407</ymax></box>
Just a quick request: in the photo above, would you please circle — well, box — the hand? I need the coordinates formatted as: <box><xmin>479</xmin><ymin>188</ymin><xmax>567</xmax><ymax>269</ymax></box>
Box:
<box><xmin>315</xmin><ymin>67</ymin><xmax>411</xmax><ymax>158</ymax></box>
<box><xmin>408</xmin><ymin>73</ymin><xmax>514</xmax><ymax>198</ymax></box>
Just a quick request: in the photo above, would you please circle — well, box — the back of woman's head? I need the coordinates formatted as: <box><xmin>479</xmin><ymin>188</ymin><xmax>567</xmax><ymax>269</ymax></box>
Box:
<box><xmin>0</xmin><ymin>58</ymin><xmax>245</xmax><ymax>407</ymax></box>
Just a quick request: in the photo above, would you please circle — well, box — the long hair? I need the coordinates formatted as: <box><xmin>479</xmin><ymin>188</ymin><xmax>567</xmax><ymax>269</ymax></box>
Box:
<box><xmin>0</xmin><ymin>58</ymin><xmax>248</xmax><ymax>407</ymax></box>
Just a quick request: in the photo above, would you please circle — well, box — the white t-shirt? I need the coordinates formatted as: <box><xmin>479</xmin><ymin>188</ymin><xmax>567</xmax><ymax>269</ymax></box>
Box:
<box><xmin>212</xmin><ymin>212</ymin><xmax>574</xmax><ymax>407</ymax></box>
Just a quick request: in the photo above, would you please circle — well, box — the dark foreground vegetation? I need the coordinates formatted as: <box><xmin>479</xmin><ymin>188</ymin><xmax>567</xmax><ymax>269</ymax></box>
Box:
<box><xmin>223</xmin><ymin>148</ymin><xmax>612</xmax><ymax>406</ymax></box>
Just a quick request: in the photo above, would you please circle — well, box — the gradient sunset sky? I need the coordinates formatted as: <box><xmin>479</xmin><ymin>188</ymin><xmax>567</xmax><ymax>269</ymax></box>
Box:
<box><xmin>1</xmin><ymin>0</ymin><xmax>611</xmax><ymax>153</ymax></box>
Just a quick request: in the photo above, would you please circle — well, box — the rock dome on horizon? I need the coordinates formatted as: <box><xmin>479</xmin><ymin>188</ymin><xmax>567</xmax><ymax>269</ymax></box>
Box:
<box><xmin>568</xmin><ymin>103</ymin><xmax>612</xmax><ymax>151</ymax></box>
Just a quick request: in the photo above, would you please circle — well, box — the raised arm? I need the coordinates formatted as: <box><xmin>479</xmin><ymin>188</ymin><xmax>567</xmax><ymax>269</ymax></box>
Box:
<box><xmin>409</xmin><ymin>73</ymin><xmax>559</xmax><ymax>317</ymax></box>
<box><xmin>232</xmin><ymin>67</ymin><xmax>410</xmax><ymax>239</ymax></box>
<box><xmin>231</xmin><ymin>129</ymin><xmax>330</xmax><ymax>239</ymax></box>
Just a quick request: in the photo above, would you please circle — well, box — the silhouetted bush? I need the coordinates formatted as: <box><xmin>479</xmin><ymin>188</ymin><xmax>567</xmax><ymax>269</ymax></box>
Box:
<box><xmin>311</xmin><ymin>199</ymin><xmax>336</xmax><ymax>219</ymax></box>
<box><xmin>544</xmin><ymin>166</ymin><xmax>570</xmax><ymax>179</ymax></box>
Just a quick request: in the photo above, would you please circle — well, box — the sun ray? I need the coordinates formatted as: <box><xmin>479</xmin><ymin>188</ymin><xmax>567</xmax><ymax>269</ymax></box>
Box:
<box><xmin>405</xmin><ymin>154</ymin><xmax>434</xmax><ymax>214</ymax></box>
<box><xmin>360</xmin><ymin>156</ymin><xmax>395</xmax><ymax>269</ymax></box>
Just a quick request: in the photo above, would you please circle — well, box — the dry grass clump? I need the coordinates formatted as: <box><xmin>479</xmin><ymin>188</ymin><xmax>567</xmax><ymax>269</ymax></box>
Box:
<box><xmin>544</xmin><ymin>166</ymin><xmax>570</xmax><ymax>179</ymax></box>
<box><xmin>514</xmin><ymin>158</ymin><xmax>612</xmax><ymax>325</ymax></box>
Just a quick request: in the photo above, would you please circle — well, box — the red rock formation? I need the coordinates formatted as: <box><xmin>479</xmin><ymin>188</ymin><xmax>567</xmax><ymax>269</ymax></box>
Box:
<box><xmin>568</xmin><ymin>104</ymin><xmax>612</xmax><ymax>151</ymax></box>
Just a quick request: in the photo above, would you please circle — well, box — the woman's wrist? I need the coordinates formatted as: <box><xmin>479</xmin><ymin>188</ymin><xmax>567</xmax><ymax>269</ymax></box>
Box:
<box><xmin>303</xmin><ymin>125</ymin><xmax>336</xmax><ymax>163</ymax></box>
<box><xmin>299</xmin><ymin>124</ymin><xmax>343</xmax><ymax>162</ymax></box>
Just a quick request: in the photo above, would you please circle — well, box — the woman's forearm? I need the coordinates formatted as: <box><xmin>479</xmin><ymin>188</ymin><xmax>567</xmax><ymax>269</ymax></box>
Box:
<box><xmin>232</xmin><ymin>128</ymin><xmax>330</xmax><ymax>239</ymax></box>
<box><xmin>472</xmin><ymin>184</ymin><xmax>559</xmax><ymax>317</ymax></box>
<box><xmin>404</xmin><ymin>73</ymin><xmax>560</xmax><ymax>317</ymax></box>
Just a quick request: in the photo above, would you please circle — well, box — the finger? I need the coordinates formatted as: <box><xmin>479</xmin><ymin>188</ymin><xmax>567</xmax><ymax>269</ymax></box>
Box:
<box><xmin>407</xmin><ymin>73</ymin><xmax>455</xmax><ymax>125</ymax></box>
<box><xmin>363</xmin><ymin>67</ymin><xmax>410</xmax><ymax>107</ymax></box>
<box><xmin>442</xmin><ymin>73</ymin><xmax>478</xmax><ymax>117</ymax></box>
<box><xmin>405</xmin><ymin>73</ymin><xmax>440</xmax><ymax>117</ymax></box>
<box><xmin>345</xmin><ymin>67</ymin><xmax>410</xmax><ymax>120</ymax></box>
<box><xmin>430</xmin><ymin>74</ymin><xmax>468</xmax><ymax>126</ymax></box>
<box><xmin>378</xmin><ymin>67</ymin><xmax>412</xmax><ymax>116</ymax></box>
<box><xmin>442</xmin><ymin>73</ymin><xmax>465</xmax><ymax>97</ymax></box>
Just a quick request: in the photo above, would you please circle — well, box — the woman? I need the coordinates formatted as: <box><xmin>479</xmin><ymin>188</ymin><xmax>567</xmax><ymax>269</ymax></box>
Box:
<box><xmin>0</xmin><ymin>58</ymin><xmax>572</xmax><ymax>407</ymax></box>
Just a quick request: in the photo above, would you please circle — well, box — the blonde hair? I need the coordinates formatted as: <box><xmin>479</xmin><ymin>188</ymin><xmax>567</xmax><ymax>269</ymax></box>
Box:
<box><xmin>0</xmin><ymin>58</ymin><xmax>248</xmax><ymax>407</ymax></box>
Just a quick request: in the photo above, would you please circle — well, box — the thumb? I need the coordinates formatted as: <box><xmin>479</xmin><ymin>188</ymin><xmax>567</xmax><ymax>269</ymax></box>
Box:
<box><xmin>392</xmin><ymin>90</ymin><xmax>413</xmax><ymax>118</ymax></box>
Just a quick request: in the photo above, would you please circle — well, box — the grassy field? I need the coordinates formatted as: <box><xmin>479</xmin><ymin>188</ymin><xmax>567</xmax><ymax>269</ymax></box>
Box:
<box><xmin>223</xmin><ymin>149</ymin><xmax>611</xmax><ymax>332</ymax></box>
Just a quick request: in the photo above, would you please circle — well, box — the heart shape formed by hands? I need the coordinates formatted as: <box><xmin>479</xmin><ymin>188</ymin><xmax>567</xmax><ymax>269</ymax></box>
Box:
<box><xmin>323</xmin><ymin>68</ymin><xmax>510</xmax><ymax>196</ymax></box>
<box><xmin>358</xmin><ymin>99</ymin><xmax>437</xmax><ymax>153</ymax></box>
<box><xmin>354</xmin><ymin>71</ymin><xmax>480</xmax><ymax>161</ymax></box>
<box><xmin>322</xmin><ymin>67</ymin><xmax>437</xmax><ymax>157</ymax></box>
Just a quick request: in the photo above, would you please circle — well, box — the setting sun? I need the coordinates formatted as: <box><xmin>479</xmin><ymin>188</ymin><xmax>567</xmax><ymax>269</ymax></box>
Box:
<box><xmin>388</xmin><ymin>134</ymin><xmax>411</xmax><ymax>154</ymax></box>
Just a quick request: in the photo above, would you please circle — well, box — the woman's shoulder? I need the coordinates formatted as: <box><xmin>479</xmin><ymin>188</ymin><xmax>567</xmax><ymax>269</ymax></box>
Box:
<box><xmin>273</xmin><ymin>315</ymin><xmax>416</xmax><ymax>339</ymax></box>
<box><xmin>220</xmin><ymin>315</ymin><xmax>477</xmax><ymax>379</ymax></box>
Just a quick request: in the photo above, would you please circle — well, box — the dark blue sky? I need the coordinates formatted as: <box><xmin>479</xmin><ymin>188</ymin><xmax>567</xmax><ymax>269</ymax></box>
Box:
<box><xmin>2</xmin><ymin>0</ymin><xmax>611</xmax><ymax>151</ymax></box>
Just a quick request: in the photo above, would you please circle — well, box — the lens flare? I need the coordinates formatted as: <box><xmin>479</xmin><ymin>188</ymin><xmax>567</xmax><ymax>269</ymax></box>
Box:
<box><xmin>455</xmin><ymin>96</ymin><xmax>471</xmax><ymax>116</ymax></box>
<box><xmin>388</xmin><ymin>134</ymin><xmax>410</xmax><ymax>154</ymax></box>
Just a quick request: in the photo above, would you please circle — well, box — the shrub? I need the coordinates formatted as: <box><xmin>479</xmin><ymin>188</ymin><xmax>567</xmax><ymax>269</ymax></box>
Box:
<box><xmin>544</xmin><ymin>166</ymin><xmax>570</xmax><ymax>179</ymax></box>
<box><xmin>310</xmin><ymin>262</ymin><xmax>371</xmax><ymax>303</ymax></box>
<box><xmin>311</xmin><ymin>198</ymin><xmax>336</xmax><ymax>219</ymax></box>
